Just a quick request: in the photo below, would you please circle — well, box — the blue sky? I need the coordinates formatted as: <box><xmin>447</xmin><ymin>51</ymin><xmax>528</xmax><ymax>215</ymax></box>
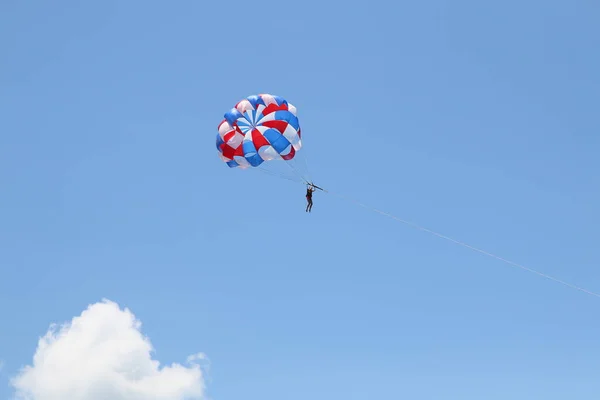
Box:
<box><xmin>1</xmin><ymin>0</ymin><xmax>600</xmax><ymax>399</ymax></box>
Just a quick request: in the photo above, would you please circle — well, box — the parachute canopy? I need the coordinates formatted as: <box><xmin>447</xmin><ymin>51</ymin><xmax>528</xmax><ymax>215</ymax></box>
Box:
<box><xmin>216</xmin><ymin>94</ymin><xmax>302</xmax><ymax>169</ymax></box>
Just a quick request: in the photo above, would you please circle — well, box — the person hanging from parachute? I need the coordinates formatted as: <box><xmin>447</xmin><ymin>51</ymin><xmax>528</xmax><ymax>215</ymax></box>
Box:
<box><xmin>216</xmin><ymin>93</ymin><xmax>323</xmax><ymax>213</ymax></box>
<box><xmin>305</xmin><ymin>184</ymin><xmax>316</xmax><ymax>212</ymax></box>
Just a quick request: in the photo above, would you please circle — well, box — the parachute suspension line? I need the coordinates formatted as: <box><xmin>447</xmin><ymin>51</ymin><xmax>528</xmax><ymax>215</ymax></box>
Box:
<box><xmin>292</xmin><ymin>157</ymin><xmax>312</xmax><ymax>184</ymax></box>
<box><xmin>253</xmin><ymin>166</ymin><xmax>305</xmax><ymax>184</ymax></box>
<box><xmin>300</xmin><ymin>150</ymin><xmax>313</xmax><ymax>184</ymax></box>
<box><xmin>283</xmin><ymin>159</ymin><xmax>310</xmax><ymax>185</ymax></box>
<box><xmin>322</xmin><ymin>189</ymin><xmax>600</xmax><ymax>299</ymax></box>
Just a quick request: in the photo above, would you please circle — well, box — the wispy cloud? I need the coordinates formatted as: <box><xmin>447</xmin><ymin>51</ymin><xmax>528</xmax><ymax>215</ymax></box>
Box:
<box><xmin>11</xmin><ymin>299</ymin><xmax>207</xmax><ymax>400</ymax></box>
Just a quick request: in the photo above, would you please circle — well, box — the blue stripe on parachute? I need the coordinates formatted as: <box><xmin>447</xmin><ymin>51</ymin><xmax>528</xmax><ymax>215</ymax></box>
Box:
<box><xmin>263</xmin><ymin>128</ymin><xmax>291</xmax><ymax>154</ymax></box>
<box><xmin>272</xmin><ymin>111</ymin><xmax>300</xmax><ymax>130</ymax></box>
<box><xmin>247</xmin><ymin>95</ymin><xmax>262</xmax><ymax>108</ymax></box>
<box><xmin>242</xmin><ymin>138</ymin><xmax>264</xmax><ymax>167</ymax></box>
<box><xmin>215</xmin><ymin>134</ymin><xmax>224</xmax><ymax>150</ymax></box>
<box><xmin>224</xmin><ymin>108</ymin><xmax>242</xmax><ymax>126</ymax></box>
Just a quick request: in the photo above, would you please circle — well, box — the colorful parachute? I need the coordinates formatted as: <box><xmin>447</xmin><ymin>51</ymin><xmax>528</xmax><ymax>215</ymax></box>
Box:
<box><xmin>216</xmin><ymin>94</ymin><xmax>302</xmax><ymax>168</ymax></box>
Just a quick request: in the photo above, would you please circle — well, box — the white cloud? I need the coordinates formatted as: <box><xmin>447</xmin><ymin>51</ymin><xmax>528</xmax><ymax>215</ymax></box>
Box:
<box><xmin>11</xmin><ymin>299</ymin><xmax>207</xmax><ymax>400</ymax></box>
